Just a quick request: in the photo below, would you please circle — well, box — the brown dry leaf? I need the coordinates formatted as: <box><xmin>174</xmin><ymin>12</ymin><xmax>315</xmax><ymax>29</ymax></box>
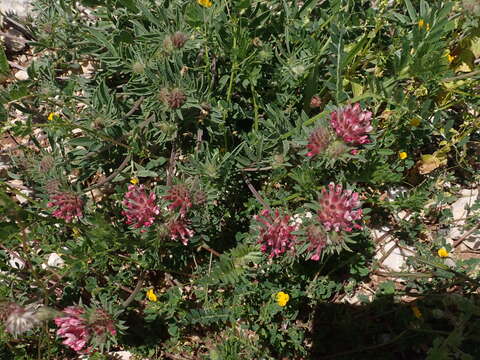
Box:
<box><xmin>418</xmin><ymin>154</ymin><xmax>447</xmax><ymax>175</ymax></box>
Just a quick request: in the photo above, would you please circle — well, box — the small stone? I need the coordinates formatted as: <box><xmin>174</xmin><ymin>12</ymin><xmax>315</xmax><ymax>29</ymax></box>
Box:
<box><xmin>14</xmin><ymin>70</ymin><xmax>28</xmax><ymax>81</ymax></box>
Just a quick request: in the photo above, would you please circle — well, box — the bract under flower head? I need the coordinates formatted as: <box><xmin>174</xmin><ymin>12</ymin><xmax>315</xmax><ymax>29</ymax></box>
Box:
<box><xmin>254</xmin><ymin>209</ymin><xmax>296</xmax><ymax>258</ymax></box>
<box><xmin>330</xmin><ymin>103</ymin><xmax>373</xmax><ymax>146</ymax></box>
<box><xmin>47</xmin><ymin>192</ymin><xmax>84</xmax><ymax>222</ymax></box>
<box><xmin>317</xmin><ymin>183</ymin><xmax>362</xmax><ymax>232</ymax></box>
<box><xmin>122</xmin><ymin>184</ymin><xmax>160</xmax><ymax>230</ymax></box>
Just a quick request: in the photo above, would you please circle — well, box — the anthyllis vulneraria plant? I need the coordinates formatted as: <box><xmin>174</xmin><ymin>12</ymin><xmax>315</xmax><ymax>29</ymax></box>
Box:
<box><xmin>317</xmin><ymin>183</ymin><xmax>363</xmax><ymax>233</ymax></box>
<box><xmin>167</xmin><ymin>216</ymin><xmax>194</xmax><ymax>245</ymax></box>
<box><xmin>298</xmin><ymin>183</ymin><xmax>364</xmax><ymax>258</ymax></box>
<box><xmin>160</xmin><ymin>88</ymin><xmax>187</xmax><ymax>109</ymax></box>
<box><xmin>54</xmin><ymin>305</ymin><xmax>117</xmax><ymax>354</ymax></box>
<box><xmin>306</xmin><ymin>103</ymin><xmax>373</xmax><ymax>159</ymax></box>
<box><xmin>122</xmin><ymin>184</ymin><xmax>160</xmax><ymax>230</ymax></box>
<box><xmin>163</xmin><ymin>184</ymin><xmax>193</xmax><ymax>217</ymax></box>
<box><xmin>47</xmin><ymin>191</ymin><xmax>84</xmax><ymax>222</ymax></box>
<box><xmin>253</xmin><ymin>209</ymin><xmax>297</xmax><ymax>258</ymax></box>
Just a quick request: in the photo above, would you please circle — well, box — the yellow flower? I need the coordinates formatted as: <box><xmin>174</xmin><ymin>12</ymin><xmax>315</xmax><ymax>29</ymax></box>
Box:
<box><xmin>47</xmin><ymin>112</ymin><xmax>57</xmax><ymax>121</ymax></box>
<box><xmin>276</xmin><ymin>291</ymin><xmax>290</xmax><ymax>307</ymax></box>
<box><xmin>445</xmin><ymin>51</ymin><xmax>455</xmax><ymax>63</ymax></box>
<box><xmin>411</xmin><ymin>305</ymin><xmax>422</xmax><ymax>319</ymax></box>
<box><xmin>438</xmin><ymin>247</ymin><xmax>449</xmax><ymax>258</ymax></box>
<box><xmin>399</xmin><ymin>152</ymin><xmax>407</xmax><ymax>160</ymax></box>
<box><xmin>130</xmin><ymin>177</ymin><xmax>139</xmax><ymax>185</ymax></box>
<box><xmin>72</xmin><ymin>227</ymin><xmax>81</xmax><ymax>238</ymax></box>
<box><xmin>197</xmin><ymin>0</ymin><xmax>212</xmax><ymax>8</ymax></box>
<box><xmin>409</xmin><ymin>118</ymin><xmax>421</xmax><ymax>127</ymax></box>
<box><xmin>146</xmin><ymin>289</ymin><xmax>158</xmax><ymax>302</ymax></box>
<box><xmin>418</xmin><ymin>19</ymin><xmax>430</xmax><ymax>31</ymax></box>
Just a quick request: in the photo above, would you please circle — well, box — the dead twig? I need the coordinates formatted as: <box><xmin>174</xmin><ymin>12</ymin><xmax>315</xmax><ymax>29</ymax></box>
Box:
<box><xmin>122</xmin><ymin>271</ymin><xmax>145</xmax><ymax>308</ymax></box>
<box><xmin>84</xmin><ymin>154</ymin><xmax>131</xmax><ymax>192</ymax></box>
<box><xmin>453</xmin><ymin>223</ymin><xmax>480</xmax><ymax>249</ymax></box>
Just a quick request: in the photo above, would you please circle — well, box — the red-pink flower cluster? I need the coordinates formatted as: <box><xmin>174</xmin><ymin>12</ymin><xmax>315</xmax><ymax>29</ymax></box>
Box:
<box><xmin>330</xmin><ymin>103</ymin><xmax>373</xmax><ymax>145</ymax></box>
<box><xmin>306</xmin><ymin>103</ymin><xmax>373</xmax><ymax>158</ymax></box>
<box><xmin>254</xmin><ymin>209</ymin><xmax>297</xmax><ymax>258</ymax></box>
<box><xmin>317</xmin><ymin>183</ymin><xmax>362</xmax><ymax>232</ymax></box>
<box><xmin>122</xmin><ymin>184</ymin><xmax>160</xmax><ymax>230</ymax></box>
<box><xmin>47</xmin><ymin>192</ymin><xmax>83</xmax><ymax>222</ymax></box>
<box><xmin>306</xmin><ymin>225</ymin><xmax>327</xmax><ymax>261</ymax></box>
<box><xmin>168</xmin><ymin>218</ymin><xmax>194</xmax><ymax>245</ymax></box>
<box><xmin>163</xmin><ymin>184</ymin><xmax>197</xmax><ymax>244</ymax></box>
<box><xmin>54</xmin><ymin>306</ymin><xmax>117</xmax><ymax>354</ymax></box>
<box><xmin>306</xmin><ymin>126</ymin><xmax>331</xmax><ymax>157</ymax></box>
<box><xmin>54</xmin><ymin>307</ymin><xmax>89</xmax><ymax>353</ymax></box>
<box><xmin>163</xmin><ymin>184</ymin><xmax>192</xmax><ymax>216</ymax></box>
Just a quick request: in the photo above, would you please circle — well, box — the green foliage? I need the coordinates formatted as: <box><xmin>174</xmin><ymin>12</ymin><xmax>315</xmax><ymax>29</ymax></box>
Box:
<box><xmin>0</xmin><ymin>0</ymin><xmax>479</xmax><ymax>358</ymax></box>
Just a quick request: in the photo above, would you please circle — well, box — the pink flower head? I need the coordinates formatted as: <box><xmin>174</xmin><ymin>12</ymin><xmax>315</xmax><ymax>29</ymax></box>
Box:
<box><xmin>122</xmin><ymin>184</ymin><xmax>160</xmax><ymax>230</ymax></box>
<box><xmin>163</xmin><ymin>184</ymin><xmax>192</xmax><ymax>216</ymax></box>
<box><xmin>54</xmin><ymin>306</ymin><xmax>89</xmax><ymax>353</ymax></box>
<box><xmin>47</xmin><ymin>192</ymin><xmax>83</xmax><ymax>222</ymax></box>
<box><xmin>330</xmin><ymin>103</ymin><xmax>373</xmax><ymax>145</ymax></box>
<box><xmin>306</xmin><ymin>126</ymin><xmax>331</xmax><ymax>157</ymax></box>
<box><xmin>306</xmin><ymin>225</ymin><xmax>327</xmax><ymax>261</ymax></box>
<box><xmin>317</xmin><ymin>183</ymin><xmax>362</xmax><ymax>232</ymax></box>
<box><xmin>168</xmin><ymin>217</ymin><xmax>194</xmax><ymax>245</ymax></box>
<box><xmin>253</xmin><ymin>209</ymin><xmax>296</xmax><ymax>258</ymax></box>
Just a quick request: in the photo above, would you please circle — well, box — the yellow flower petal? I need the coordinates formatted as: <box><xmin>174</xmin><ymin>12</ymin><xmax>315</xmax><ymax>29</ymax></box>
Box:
<box><xmin>411</xmin><ymin>305</ymin><xmax>422</xmax><ymax>319</ymax></box>
<box><xmin>418</xmin><ymin>19</ymin><xmax>425</xmax><ymax>29</ymax></box>
<box><xmin>48</xmin><ymin>112</ymin><xmax>56</xmax><ymax>121</ymax></box>
<box><xmin>409</xmin><ymin>118</ymin><xmax>421</xmax><ymax>127</ymax></box>
<box><xmin>438</xmin><ymin>247</ymin><xmax>449</xmax><ymax>258</ymax></box>
<box><xmin>197</xmin><ymin>0</ymin><xmax>212</xmax><ymax>8</ymax></box>
<box><xmin>130</xmin><ymin>177</ymin><xmax>139</xmax><ymax>185</ymax></box>
<box><xmin>399</xmin><ymin>152</ymin><xmax>407</xmax><ymax>160</ymax></box>
<box><xmin>276</xmin><ymin>291</ymin><xmax>290</xmax><ymax>307</ymax></box>
<box><xmin>146</xmin><ymin>289</ymin><xmax>158</xmax><ymax>302</ymax></box>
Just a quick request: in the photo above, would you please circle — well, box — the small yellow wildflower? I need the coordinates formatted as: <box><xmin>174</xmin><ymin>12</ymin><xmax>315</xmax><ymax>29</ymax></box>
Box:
<box><xmin>197</xmin><ymin>0</ymin><xmax>212</xmax><ymax>8</ymax></box>
<box><xmin>47</xmin><ymin>112</ymin><xmax>57</xmax><ymax>121</ymax></box>
<box><xmin>130</xmin><ymin>177</ymin><xmax>139</xmax><ymax>185</ymax></box>
<box><xmin>438</xmin><ymin>247</ymin><xmax>449</xmax><ymax>258</ymax></box>
<box><xmin>418</xmin><ymin>19</ymin><xmax>430</xmax><ymax>31</ymax></box>
<box><xmin>409</xmin><ymin>118</ymin><xmax>421</xmax><ymax>127</ymax></box>
<box><xmin>276</xmin><ymin>291</ymin><xmax>290</xmax><ymax>307</ymax></box>
<box><xmin>445</xmin><ymin>51</ymin><xmax>455</xmax><ymax>63</ymax></box>
<box><xmin>411</xmin><ymin>305</ymin><xmax>422</xmax><ymax>319</ymax></box>
<box><xmin>146</xmin><ymin>289</ymin><xmax>158</xmax><ymax>302</ymax></box>
<box><xmin>399</xmin><ymin>152</ymin><xmax>408</xmax><ymax>160</ymax></box>
<box><xmin>72</xmin><ymin>227</ymin><xmax>81</xmax><ymax>238</ymax></box>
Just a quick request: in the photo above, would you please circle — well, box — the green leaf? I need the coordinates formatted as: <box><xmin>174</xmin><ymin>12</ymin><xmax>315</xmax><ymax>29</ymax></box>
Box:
<box><xmin>404</xmin><ymin>0</ymin><xmax>417</xmax><ymax>21</ymax></box>
<box><xmin>0</xmin><ymin>46</ymin><xmax>9</xmax><ymax>76</ymax></box>
<box><xmin>137</xmin><ymin>169</ymin><xmax>158</xmax><ymax>177</ymax></box>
